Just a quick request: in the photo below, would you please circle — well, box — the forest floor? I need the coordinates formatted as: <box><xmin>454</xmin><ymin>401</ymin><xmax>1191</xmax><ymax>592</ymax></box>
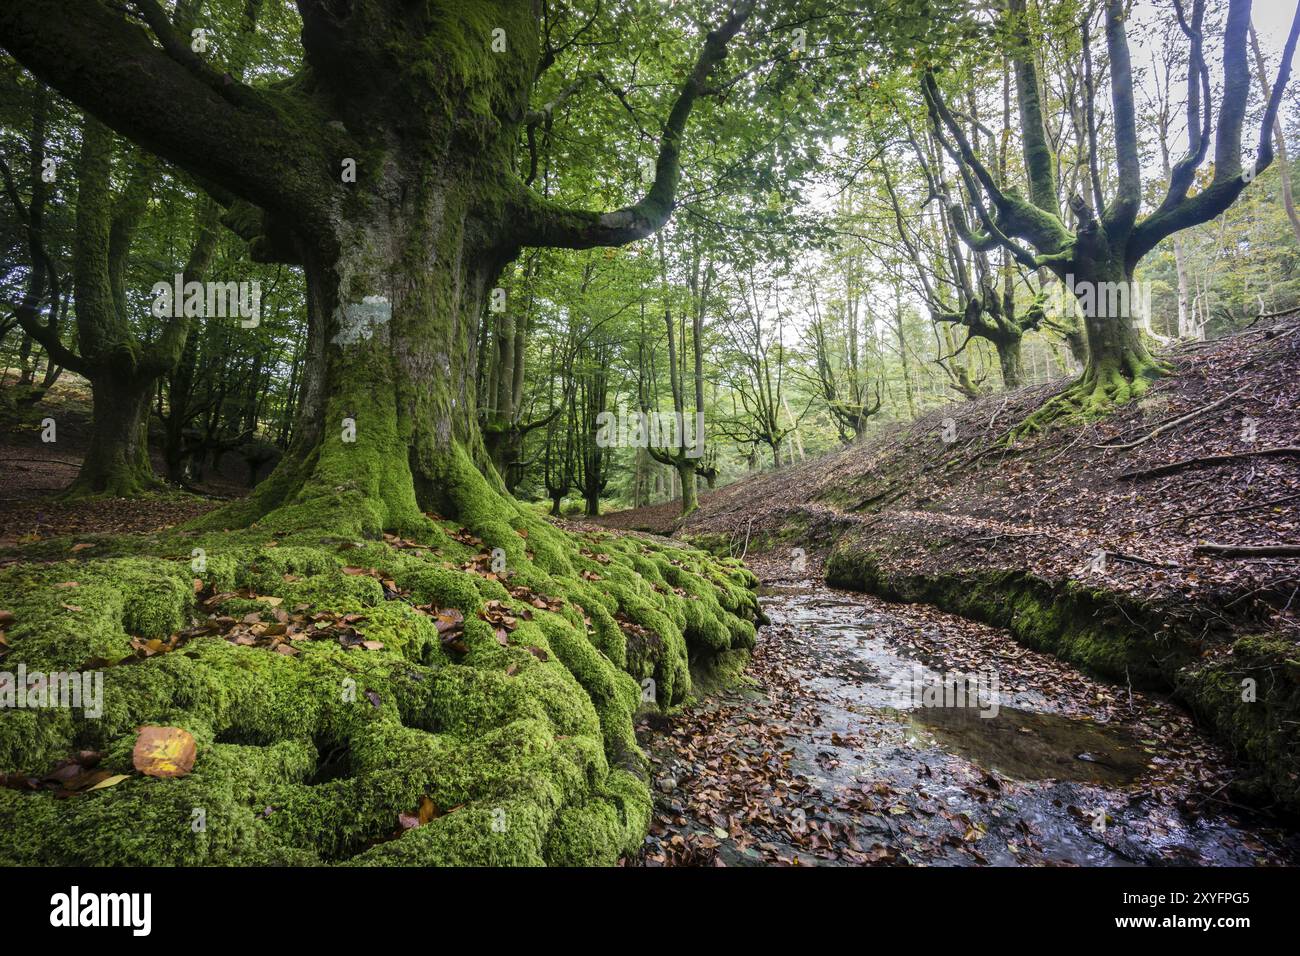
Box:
<box><xmin>0</xmin><ymin>373</ymin><xmax>236</xmax><ymax>546</ymax></box>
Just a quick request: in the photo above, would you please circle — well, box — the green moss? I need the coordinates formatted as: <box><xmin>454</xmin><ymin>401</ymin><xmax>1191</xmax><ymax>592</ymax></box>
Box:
<box><xmin>1176</xmin><ymin>635</ymin><xmax>1300</xmax><ymax>814</ymax></box>
<box><xmin>398</xmin><ymin>566</ymin><xmax>484</xmax><ymax>612</ymax></box>
<box><xmin>0</xmin><ymin>557</ymin><xmax>193</xmax><ymax>669</ymax></box>
<box><xmin>0</xmin><ymin>456</ymin><xmax>760</xmax><ymax>865</ymax></box>
<box><xmin>826</xmin><ymin>544</ymin><xmax>1183</xmax><ymax>687</ymax></box>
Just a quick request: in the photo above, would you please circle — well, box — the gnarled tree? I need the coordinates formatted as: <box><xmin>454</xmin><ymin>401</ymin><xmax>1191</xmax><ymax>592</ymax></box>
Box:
<box><xmin>0</xmin><ymin>0</ymin><xmax>757</xmax><ymax>533</ymax></box>
<box><xmin>925</xmin><ymin>0</ymin><xmax>1300</xmax><ymax>426</ymax></box>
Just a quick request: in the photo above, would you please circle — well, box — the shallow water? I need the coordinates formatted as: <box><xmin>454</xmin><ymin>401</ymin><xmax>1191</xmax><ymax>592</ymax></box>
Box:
<box><xmin>653</xmin><ymin>583</ymin><xmax>1298</xmax><ymax>867</ymax></box>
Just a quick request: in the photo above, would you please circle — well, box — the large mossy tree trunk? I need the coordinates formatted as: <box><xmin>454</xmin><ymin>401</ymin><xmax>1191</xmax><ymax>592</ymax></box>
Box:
<box><xmin>187</xmin><ymin>5</ymin><xmax>542</xmax><ymax>536</ymax></box>
<box><xmin>220</xmin><ymin>198</ymin><xmax>512</xmax><ymax>536</ymax></box>
<box><xmin>1070</xmin><ymin>257</ymin><xmax>1159</xmax><ymax>412</ymax></box>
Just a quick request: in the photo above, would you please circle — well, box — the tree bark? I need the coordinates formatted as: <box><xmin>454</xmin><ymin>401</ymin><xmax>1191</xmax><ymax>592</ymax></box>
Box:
<box><xmin>68</xmin><ymin>372</ymin><xmax>158</xmax><ymax>496</ymax></box>
<box><xmin>995</xmin><ymin>337</ymin><xmax>1024</xmax><ymax>389</ymax></box>
<box><xmin>1250</xmin><ymin>22</ymin><xmax>1300</xmax><ymax>245</ymax></box>
<box><xmin>0</xmin><ymin>0</ymin><xmax>754</xmax><ymax>531</ymax></box>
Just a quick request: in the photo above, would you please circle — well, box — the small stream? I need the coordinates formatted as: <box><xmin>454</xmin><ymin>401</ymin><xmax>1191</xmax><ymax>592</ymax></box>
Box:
<box><xmin>640</xmin><ymin>583</ymin><xmax>1299</xmax><ymax>866</ymax></box>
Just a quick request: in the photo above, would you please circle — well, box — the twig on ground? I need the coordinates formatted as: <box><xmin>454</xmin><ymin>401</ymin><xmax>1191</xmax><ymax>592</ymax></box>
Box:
<box><xmin>1194</xmin><ymin>543</ymin><xmax>1300</xmax><ymax>558</ymax></box>
<box><xmin>1094</xmin><ymin>384</ymin><xmax>1250</xmax><ymax>452</ymax></box>
<box><xmin>1118</xmin><ymin>447</ymin><xmax>1300</xmax><ymax>481</ymax></box>
<box><xmin>1</xmin><ymin>457</ymin><xmax>81</xmax><ymax>467</ymax></box>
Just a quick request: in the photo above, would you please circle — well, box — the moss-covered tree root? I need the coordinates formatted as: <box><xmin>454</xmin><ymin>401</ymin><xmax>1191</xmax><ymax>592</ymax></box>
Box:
<box><xmin>1011</xmin><ymin>351</ymin><xmax>1171</xmax><ymax>438</ymax></box>
<box><xmin>0</xmin><ymin>506</ymin><xmax>760</xmax><ymax>865</ymax></box>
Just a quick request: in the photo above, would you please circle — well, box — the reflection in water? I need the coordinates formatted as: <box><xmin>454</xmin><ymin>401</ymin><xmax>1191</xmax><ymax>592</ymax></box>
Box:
<box><xmin>724</xmin><ymin>584</ymin><xmax>1300</xmax><ymax>866</ymax></box>
<box><xmin>907</xmin><ymin>705</ymin><xmax>1149</xmax><ymax>786</ymax></box>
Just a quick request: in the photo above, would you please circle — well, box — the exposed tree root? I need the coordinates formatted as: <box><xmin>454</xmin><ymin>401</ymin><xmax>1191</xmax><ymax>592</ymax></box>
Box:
<box><xmin>1010</xmin><ymin>354</ymin><xmax>1171</xmax><ymax>440</ymax></box>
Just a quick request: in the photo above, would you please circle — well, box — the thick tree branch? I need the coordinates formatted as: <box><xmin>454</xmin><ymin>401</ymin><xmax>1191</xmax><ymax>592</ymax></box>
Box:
<box><xmin>1008</xmin><ymin>0</ymin><xmax>1058</xmax><ymax>213</ymax></box>
<box><xmin>1103</xmin><ymin>0</ymin><xmax>1141</xmax><ymax>235</ymax></box>
<box><xmin>1130</xmin><ymin>0</ymin><xmax>1300</xmax><ymax>266</ymax></box>
<box><xmin>517</xmin><ymin>0</ymin><xmax>756</xmax><ymax>249</ymax></box>
<box><xmin>1152</xmin><ymin>0</ymin><xmax>1212</xmax><ymax>218</ymax></box>
<box><xmin>0</xmin><ymin>0</ymin><xmax>337</xmax><ymax>230</ymax></box>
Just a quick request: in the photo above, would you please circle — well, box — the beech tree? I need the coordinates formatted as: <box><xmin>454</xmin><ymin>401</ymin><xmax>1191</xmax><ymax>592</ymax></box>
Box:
<box><xmin>925</xmin><ymin>0</ymin><xmax>1300</xmax><ymax>425</ymax></box>
<box><xmin>0</xmin><ymin>0</ymin><xmax>760</xmax><ymax>532</ymax></box>
<box><xmin>3</xmin><ymin>99</ymin><xmax>221</xmax><ymax>495</ymax></box>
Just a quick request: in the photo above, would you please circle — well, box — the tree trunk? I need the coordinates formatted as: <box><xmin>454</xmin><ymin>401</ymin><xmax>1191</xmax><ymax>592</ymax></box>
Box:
<box><xmin>675</xmin><ymin>459</ymin><xmax>698</xmax><ymax>517</ymax></box>
<box><xmin>215</xmin><ymin>198</ymin><xmax>509</xmax><ymax>536</ymax></box>
<box><xmin>67</xmin><ymin>371</ymin><xmax>158</xmax><ymax>497</ymax></box>
<box><xmin>1250</xmin><ymin>23</ymin><xmax>1300</xmax><ymax>246</ymax></box>
<box><xmin>16</xmin><ymin>335</ymin><xmax>34</xmax><ymax>386</ymax></box>
<box><xmin>995</xmin><ymin>336</ymin><xmax>1023</xmax><ymax>389</ymax></box>
<box><xmin>1071</xmin><ymin>260</ymin><xmax>1160</xmax><ymax>411</ymax></box>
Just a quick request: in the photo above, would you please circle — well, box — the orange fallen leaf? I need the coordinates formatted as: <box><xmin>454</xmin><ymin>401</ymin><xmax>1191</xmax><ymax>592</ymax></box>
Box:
<box><xmin>132</xmin><ymin>726</ymin><xmax>197</xmax><ymax>778</ymax></box>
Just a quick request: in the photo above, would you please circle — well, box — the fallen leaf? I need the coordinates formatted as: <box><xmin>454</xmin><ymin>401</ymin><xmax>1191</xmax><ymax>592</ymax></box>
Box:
<box><xmin>132</xmin><ymin>726</ymin><xmax>197</xmax><ymax>778</ymax></box>
<box><xmin>85</xmin><ymin>770</ymin><xmax>129</xmax><ymax>790</ymax></box>
<box><xmin>86</xmin><ymin>773</ymin><xmax>130</xmax><ymax>792</ymax></box>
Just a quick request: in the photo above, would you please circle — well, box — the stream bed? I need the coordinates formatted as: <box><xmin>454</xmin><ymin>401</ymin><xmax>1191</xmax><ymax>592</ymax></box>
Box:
<box><xmin>635</xmin><ymin>582</ymin><xmax>1299</xmax><ymax>866</ymax></box>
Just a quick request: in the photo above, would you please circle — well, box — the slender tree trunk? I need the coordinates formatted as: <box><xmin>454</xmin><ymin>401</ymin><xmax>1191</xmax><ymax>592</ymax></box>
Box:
<box><xmin>675</xmin><ymin>459</ymin><xmax>697</xmax><ymax>516</ymax></box>
<box><xmin>16</xmin><ymin>335</ymin><xmax>34</xmax><ymax>386</ymax></box>
<box><xmin>893</xmin><ymin>297</ymin><xmax>917</xmax><ymax>421</ymax></box>
<box><xmin>1250</xmin><ymin>23</ymin><xmax>1300</xmax><ymax>245</ymax></box>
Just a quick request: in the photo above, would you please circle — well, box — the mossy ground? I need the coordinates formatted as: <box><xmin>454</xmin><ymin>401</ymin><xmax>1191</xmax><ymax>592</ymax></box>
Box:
<box><xmin>0</xmin><ymin>484</ymin><xmax>759</xmax><ymax>865</ymax></box>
